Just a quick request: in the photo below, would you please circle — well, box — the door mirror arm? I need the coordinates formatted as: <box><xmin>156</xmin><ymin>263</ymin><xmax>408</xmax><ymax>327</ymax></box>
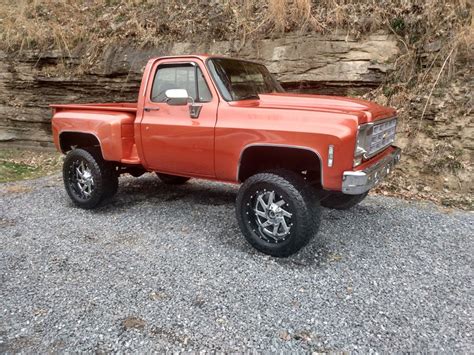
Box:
<box><xmin>165</xmin><ymin>89</ymin><xmax>202</xmax><ymax>119</ymax></box>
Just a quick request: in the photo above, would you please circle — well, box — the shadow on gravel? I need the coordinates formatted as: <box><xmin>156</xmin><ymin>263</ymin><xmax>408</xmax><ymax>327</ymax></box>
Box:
<box><xmin>97</xmin><ymin>175</ymin><xmax>238</xmax><ymax>212</ymax></box>
<box><xmin>84</xmin><ymin>175</ymin><xmax>389</xmax><ymax>268</ymax></box>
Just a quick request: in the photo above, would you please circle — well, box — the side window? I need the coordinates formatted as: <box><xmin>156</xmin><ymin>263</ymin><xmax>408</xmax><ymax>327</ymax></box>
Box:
<box><xmin>151</xmin><ymin>64</ymin><xmax>212</xmax><ymax>103</ymax></box>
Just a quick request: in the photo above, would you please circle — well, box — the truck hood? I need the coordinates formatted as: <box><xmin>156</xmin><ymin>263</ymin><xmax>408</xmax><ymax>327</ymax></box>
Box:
<box><xmin>253</xmin><ymin>93</ymin><xmax>397</xmax><ymax>123</ymax></box>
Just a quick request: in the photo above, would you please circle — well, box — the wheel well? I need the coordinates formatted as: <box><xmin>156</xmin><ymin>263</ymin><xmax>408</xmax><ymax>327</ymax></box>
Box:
<box><xmin>238</xmin><ymin>146</ymin><xmax>322</xmax><ymax>186</ymax></box>
<box><xmin>59</xmin><ymin>132</ymin><xmax>101</xmax><ymax>155</ymax></box>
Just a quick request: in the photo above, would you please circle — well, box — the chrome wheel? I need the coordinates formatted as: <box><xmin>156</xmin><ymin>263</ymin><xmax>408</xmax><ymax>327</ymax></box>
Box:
<box><xmin>72</xmin><ymin>160</ymin><xmax>95</xmax><ymax>198</ymax></box>
<box><xmin>253</xmin><ymin>190</ymin><xmax>293</xmax><ymax>243</ymax></box>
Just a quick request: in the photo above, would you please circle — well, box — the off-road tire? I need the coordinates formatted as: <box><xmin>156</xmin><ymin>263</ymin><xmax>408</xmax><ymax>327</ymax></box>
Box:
<box><xmin>321</xmin><ymin>191</ymin><xmax>368</xmax><ymax>210</ymax></box>
<box><xmin>156</xmin><ymin>172</ymin><xmax>190</xmax><ymax>185</ymax></box>
<box><xmin>236</xmin><ymin>170</ymin><xmax>321</xmax><ymax>257</ymax></box>
<box><xmin>63</xmin><ymin>148</ymin><xmax>118</xmax><ymax>209</ymax></box>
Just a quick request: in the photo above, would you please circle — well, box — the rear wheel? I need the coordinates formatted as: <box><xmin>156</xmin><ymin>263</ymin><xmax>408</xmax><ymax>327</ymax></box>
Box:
<box><xmin>63</xmin><ymin>148</ymin><xmax>118</xmax><ymax>209</ymax></box>
<box><xmin>321</xmin><ymin>191</ymin><xmax>368</xmax><ymax>210</ymax></box>
<box><xmin>156</xmin><ymin>172</ymin><xmax>190</xmax><ymax>185</ymax></box>
<box><xmin>236</xmin><ymin>170</ymin><xmax>321</xmax><ymax>257</ymax></box>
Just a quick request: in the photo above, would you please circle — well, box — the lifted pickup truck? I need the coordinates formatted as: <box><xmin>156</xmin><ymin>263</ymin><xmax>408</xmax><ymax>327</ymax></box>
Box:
<box><xmin>51</xmin><ymin>55</ymin><xmax>401</xmax><ymax>257</ymax></box>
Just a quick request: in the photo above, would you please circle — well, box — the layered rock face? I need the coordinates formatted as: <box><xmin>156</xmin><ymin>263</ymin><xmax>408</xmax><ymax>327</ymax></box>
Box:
<box><xmin>0</xmin><ymin>32</ymin><xmax>398</xmax><ymax>148</ymax></box>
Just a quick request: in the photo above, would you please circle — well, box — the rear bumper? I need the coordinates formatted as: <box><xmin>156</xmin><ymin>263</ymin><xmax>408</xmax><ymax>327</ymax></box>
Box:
<box><xmin>341</xmin><ymin>146</ymin><xmax>401</xmax><ymax>195</ymax></box>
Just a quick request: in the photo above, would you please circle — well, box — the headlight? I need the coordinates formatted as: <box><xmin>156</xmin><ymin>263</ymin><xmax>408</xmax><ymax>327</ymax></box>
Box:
<box><xmin>353</xmin><ymin>123</ymin><xmax>372</xmax><ymax>167</ymax></box>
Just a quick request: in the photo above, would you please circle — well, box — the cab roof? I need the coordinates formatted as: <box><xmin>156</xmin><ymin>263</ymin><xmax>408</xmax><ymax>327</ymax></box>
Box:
<box><xmin>147</xmin><ymin>54</ymin><xmax>262</xmax><ymax>65</ymax></box>
<box><xmin>149</xmin><ymin>54</ymin><xmax>224</xmax><ymax>62</ymax></box>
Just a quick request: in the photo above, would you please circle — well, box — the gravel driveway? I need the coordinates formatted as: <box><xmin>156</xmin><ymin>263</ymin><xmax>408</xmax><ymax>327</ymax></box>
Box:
<box><xmin>1</xmin><ymin>174</ymin><xmax>472</xmax><ymax>352</ymax></box>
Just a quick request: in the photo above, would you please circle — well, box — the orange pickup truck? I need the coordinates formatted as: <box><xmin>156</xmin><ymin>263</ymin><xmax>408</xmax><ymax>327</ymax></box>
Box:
<box><xmin>51</xmin><ymin>55</ymin><xmax>401</xmax><ymax>257</ymax></box>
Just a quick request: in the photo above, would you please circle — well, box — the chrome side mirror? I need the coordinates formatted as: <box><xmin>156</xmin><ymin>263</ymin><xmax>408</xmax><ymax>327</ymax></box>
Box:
<box><xmin>164</xmin><ymin>88</ymin><xmax>202</xmax><ymax>119</ymax></box>
<box><xmin>165</xmin><ymin>89</ymin><xmax>190</xmax><ymax>106</ymax></box>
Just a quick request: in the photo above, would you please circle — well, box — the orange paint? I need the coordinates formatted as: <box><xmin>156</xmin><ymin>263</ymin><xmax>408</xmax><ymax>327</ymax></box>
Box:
<box><xmin>51</xmin><ymin>55</ymin><xmax>398</xmax><ymax>191</ymax></box>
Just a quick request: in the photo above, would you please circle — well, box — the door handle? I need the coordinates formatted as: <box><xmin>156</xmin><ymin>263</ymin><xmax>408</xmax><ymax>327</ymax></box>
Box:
<box><xmin>189</xmin><ymin>104</ymin><xmax>202</xmax><ymax>119</ymax></box>
<box><xmin>144</xmin><ymin>107</ymin><xmax>160</xmax><ymax>112</ymax></box>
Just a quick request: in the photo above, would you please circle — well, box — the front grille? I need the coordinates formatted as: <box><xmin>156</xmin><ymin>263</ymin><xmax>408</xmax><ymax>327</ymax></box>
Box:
<box><xmin>368</xmin><ymin>118</ymin><xmax>397</xmax><ymax>156</ymax></box>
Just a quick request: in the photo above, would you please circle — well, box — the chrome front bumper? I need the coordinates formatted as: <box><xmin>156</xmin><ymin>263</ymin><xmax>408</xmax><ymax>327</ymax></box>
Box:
<box><xmin>342</xmin><ymin>147</ymin><xmax>401</xmax><ymax>195</ymax></box>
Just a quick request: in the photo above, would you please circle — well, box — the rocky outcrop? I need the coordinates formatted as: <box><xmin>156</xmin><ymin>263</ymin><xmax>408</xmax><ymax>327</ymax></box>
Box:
<box><xmin>0</xmin><ymin>32</ymin><xmax>399</xmax><ymax>147</ymax></box>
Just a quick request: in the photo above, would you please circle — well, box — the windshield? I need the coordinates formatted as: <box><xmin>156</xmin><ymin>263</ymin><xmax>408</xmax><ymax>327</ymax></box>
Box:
<box><xmin>207</xmin><ymin>58</ymin><xmax>284</xmax><ymax>101</ymax></box>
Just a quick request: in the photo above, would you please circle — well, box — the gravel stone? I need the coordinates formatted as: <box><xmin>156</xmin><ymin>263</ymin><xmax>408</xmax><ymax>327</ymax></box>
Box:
<box><xmin>0</xmin><ymin>173</ymin><xmax>472</xmax><ymax>352</ymax></box>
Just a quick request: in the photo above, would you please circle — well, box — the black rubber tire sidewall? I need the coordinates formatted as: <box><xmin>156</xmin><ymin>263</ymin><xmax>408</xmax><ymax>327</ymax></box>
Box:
<box><xmin>236</xmin><ymin>171</ymin><xmax>321</xmax><ymax>257</ymax></box>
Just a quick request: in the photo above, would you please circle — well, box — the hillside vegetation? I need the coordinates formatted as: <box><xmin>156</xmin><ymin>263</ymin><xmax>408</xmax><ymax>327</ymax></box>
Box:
<box><xmin>0</xmin><ymin>0</ymin><xmax>472</xmax><ymax>208</ymax></box>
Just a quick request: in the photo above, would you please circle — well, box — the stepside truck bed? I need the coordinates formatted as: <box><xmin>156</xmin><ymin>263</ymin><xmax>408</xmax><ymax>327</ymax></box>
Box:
<box><xmin>51</xmin><ymin>102</ymin><xmax>140</xmax><ymax>164</ymax></box>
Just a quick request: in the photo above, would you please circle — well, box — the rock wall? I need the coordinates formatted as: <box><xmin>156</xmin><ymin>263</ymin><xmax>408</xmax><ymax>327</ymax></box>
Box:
<box><xmin>0</xmin><ymin>32</ymin><xmax>399</xmax><ymax>148</ymax></box>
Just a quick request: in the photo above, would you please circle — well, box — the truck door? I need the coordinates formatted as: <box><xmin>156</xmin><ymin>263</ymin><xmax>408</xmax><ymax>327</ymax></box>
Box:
<box><xmin>140</xmin><ymin>60</ymin><xmax>218</xmax><ymax>177</ymax></box>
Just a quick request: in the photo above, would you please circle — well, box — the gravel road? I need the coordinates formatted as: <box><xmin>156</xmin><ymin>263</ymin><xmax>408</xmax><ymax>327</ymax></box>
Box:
<box><xmin>1</xmin><ymin>173</ymin><xmax>472</xmax><ymax>352</ymax></box>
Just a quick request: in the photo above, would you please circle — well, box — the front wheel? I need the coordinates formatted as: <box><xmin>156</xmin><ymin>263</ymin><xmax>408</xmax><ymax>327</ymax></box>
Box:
<box><xmin>236</xmin><ymin>171</ymin><xmax>321</xmax><ymax>257</ymax></box>
<box><xmin>63</xmin><ymin>148</ymin><xmax>118</xmax><ymax>209</ymax></box>
<box><xmin>321</xmin><ymin>191</ymin><xmax>368</xmax><ymax>210</ymax></box>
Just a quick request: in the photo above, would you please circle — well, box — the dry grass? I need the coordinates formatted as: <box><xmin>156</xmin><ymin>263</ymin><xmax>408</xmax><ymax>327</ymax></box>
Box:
<box><xmin>0</xmin><ymin>148</ymin><xmax>62</xmax><ymax>182</ymax></box>
<box><xmin>1</xmin><ymin>1</ymin><xmax>470</xmax><ymax>92</ymax></box>
<box><xmin>1</xmin><ymin>1</ymin><xmax>470</xmax><ymax>84</ymax></box>
<box><xmin>1</xmin><ymin>1</ymin><xmax>469</xmax><ymax>49</ymax></box>
<box><xmin>1</xmin><ymin>1</ymin><xmax>470</xmax><ymax>91</ymax></box>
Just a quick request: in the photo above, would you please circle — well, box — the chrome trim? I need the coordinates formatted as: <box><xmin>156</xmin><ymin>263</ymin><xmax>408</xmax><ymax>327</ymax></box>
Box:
<box><xmin>357</xmin><ymin>116</ymin><xmax>398</xmax><ymax>160</ymax></box>
<box><xmin>236</xmin><ymin>143</ymin><xmax>324</xmax><ymax>185</ymax></box>
<box><xmin>253</xmin><ymin>190</ymin><xmax>293</xmax><ymax>242</ymax></box>
<box><xmin>342</xmin><ymin>146</ymin><xmax>401</xmax><ymax>195</ymax></box>
<box><xmin>73</xmin><ymin>160</ymin><xmax>95</xmax><ymax>197</ymax></box>
<box><xmin>365</xmin><ymin>117</ymin><xmax>397</xmax><ymax>158</ymax></box>
<box><xmin>367</xmin><ymin>115</ymin><xmax>397</xmax><ymax>125</ymax></box>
